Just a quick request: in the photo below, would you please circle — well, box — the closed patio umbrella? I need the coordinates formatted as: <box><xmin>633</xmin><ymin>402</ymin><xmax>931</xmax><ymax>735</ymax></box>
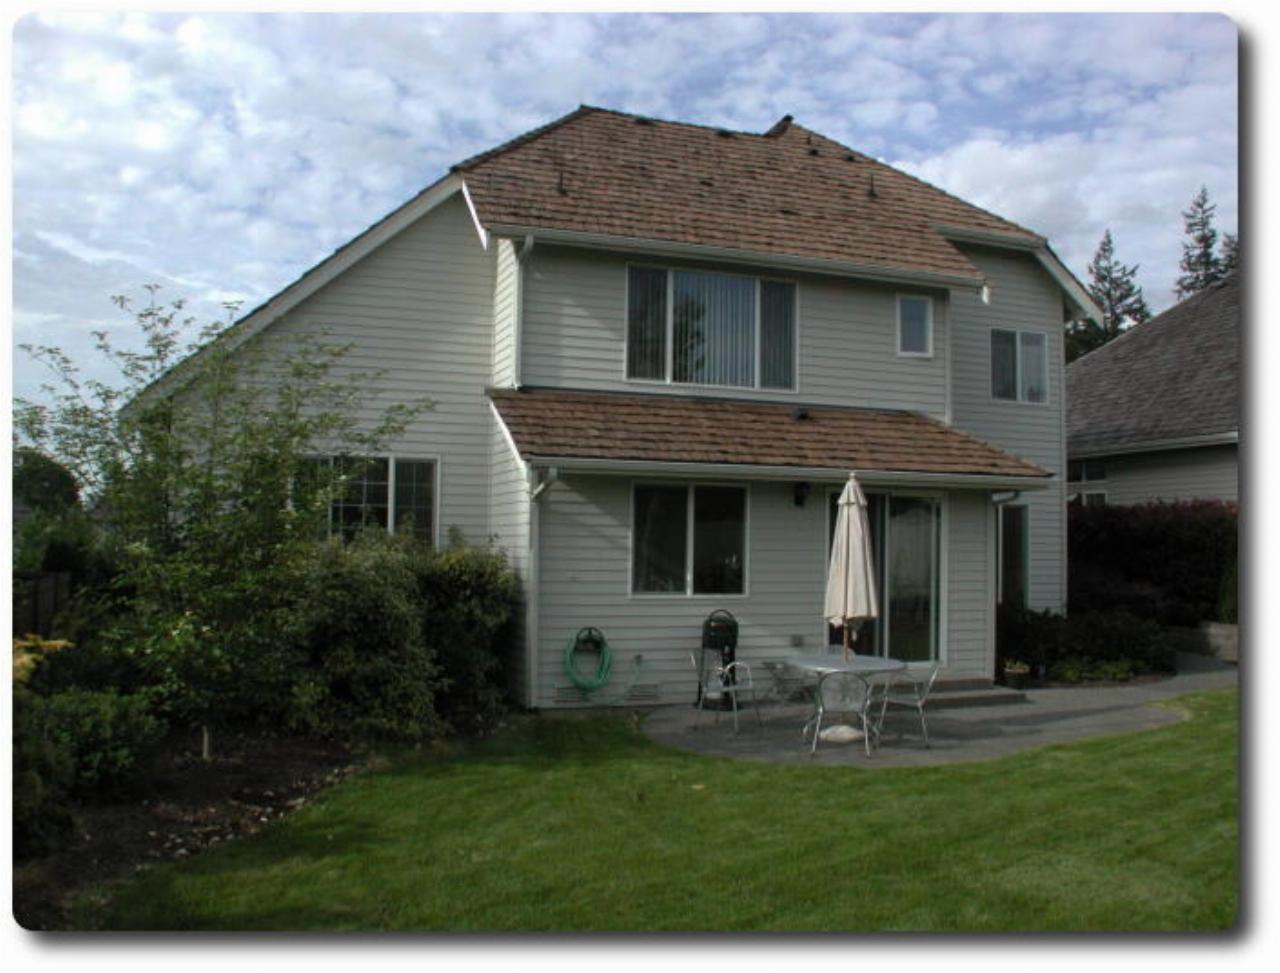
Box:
<box><xmin>825</xmin><ymin>472</ymin><xmax>879</xmax><ymax>660</ymax></box>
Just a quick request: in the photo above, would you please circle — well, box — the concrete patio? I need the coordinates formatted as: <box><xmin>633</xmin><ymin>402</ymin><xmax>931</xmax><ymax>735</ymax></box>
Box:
<box><xmin>641</xmin><ymin>652</ymin><xmax>1238</xmax><ymax>767</ymax></box>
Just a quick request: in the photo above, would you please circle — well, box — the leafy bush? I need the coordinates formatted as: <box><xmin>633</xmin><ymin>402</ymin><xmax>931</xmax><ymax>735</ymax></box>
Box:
<box><xmin>25</xmin><ymin>594</ymin><xmax>146</xmax><ymax>695</ymax></box>
<box><xmin>283</xmin><ymin>534</ymin><xmax>445</xmax><ymax>742</ymax></box>
<box><xmin>13</xmin><ymin>687</ymin><xmax>77</xmax><ymax>858</ymax></box>
<box><xmin>997</xmin><ymin>604</ymin><xmax>1171</xmax><ymax>683</ymax></box>
<box><xmin>40</xmin><ymin>689</ymin><xmax>168</xmax><ymax>797</ymax></box>
<box><xmin>1219</xmin><ymin>557</ymin><xmax>1238</xmax><ymax>624</ymax></box>
<box><xmin>1068</xmin><ymin>501</ymin><xmax>1238</xmax><ymax>624</ymax></box>
<box><xmin>411</xmin><ymin>542</ymin><xmax>519</xmax><ymax>735</ymax></box>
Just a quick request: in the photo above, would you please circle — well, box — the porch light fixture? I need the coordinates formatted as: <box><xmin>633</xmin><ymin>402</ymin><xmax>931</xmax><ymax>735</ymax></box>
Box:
<box><xmin>793</xmin><ymin>481</ymin><xmax>812</xmax><ymax>507</ymax></box>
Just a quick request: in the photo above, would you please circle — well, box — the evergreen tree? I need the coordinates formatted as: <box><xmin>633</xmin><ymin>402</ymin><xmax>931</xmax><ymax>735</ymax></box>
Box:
<box><xmin>1175</xmin><ymin>186</ymin><xmax>1225</xmax><ymax>299</ymax></box>
<box><xmin>1066</xmin><ymin>229</ymin><xmax>1152</xmax><ymax>362</ymax></box>
<box><xmin>1222</xmin><ymin>232</ymin><xmax>1239</xmax><ymax>274</ymax></box>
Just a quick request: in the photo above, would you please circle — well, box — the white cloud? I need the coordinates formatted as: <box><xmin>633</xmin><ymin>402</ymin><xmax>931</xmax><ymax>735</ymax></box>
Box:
<box><xmin>11</xmin><ymin>11</ymin><xmax>1237</xmax><ymax>404</ymax></box>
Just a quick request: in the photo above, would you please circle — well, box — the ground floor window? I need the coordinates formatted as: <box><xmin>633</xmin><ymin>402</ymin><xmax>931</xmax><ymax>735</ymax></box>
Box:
<box><xmin>998</xmin><ymin>504</ymin><xmax>1028</xmax><ymax>607</ymax></box>
<box><xmin>300</xmin><ymin>456</ymin><xmax>438</xmax><ymax>543</ymax></box>
<box><xmin>632</xmin><ymin>483</ymin><xmax>747</xmax><ymax>595</ymax></box>
<box><xmin>827</xmin><ymin>491</ymin><xmax>942</xmax><ymax>662</ymax></box>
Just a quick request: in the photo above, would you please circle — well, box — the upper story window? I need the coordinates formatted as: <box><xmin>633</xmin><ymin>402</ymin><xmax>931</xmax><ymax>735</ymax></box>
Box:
<box><xmin>991</xmin><ymin>328</ymin><xmax>1048</xmax><ymax>404</ymax></box>
<box><xmin>626</xmin><ymin>266</ymin><xmax>796</xmax><ymax>391</ymax></box>
<box><xmin>897</xmin><ymin>295</ymin><xmax>933</xmax><ymax>357</ymax></box>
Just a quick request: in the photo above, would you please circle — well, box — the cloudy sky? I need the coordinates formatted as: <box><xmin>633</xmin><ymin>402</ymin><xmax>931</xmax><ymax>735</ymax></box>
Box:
<box><xmin>10</xmin><ymin>10</ymin><xmax>1239</xmax><ymax>404</ymax></box>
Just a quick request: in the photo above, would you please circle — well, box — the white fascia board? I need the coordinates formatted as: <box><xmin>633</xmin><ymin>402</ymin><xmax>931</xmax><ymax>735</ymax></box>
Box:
<box><xmin>1069</xmin><ymin>431</ymin><xmax>1239</xmax><ymax>460</ymax></box>
<box><xmin>460</xmin><ymin>180</ymin><xmax>490</xmax><ymax>250</ymax></box>
<box><xmin>524</xmin><ymin>455</ymin><xmax>1051</xmax><ymax>491</ymax></box>
<box><xmin>935</xmin><ymin>224</ymin><xmax>1103</xmax><ymax>325</ymax></box>
<box><xmin>488</xmin><ymin>399</ymin><xmax>528</xmax><ymax>471</ymax></box>
<box><xmin>485</xmin><ymin>223</ymin><xmax>982</xmax><ymax>291</ymax></box>
<box><xmin>132</xmin><ymin>175</ymin><xmax>466</xmax><ymax>408</ymax></box>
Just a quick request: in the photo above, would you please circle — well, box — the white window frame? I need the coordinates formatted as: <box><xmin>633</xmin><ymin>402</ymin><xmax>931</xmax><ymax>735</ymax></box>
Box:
<box><xmin>990</xmin><ymin>328</ymin><xmax>1050</xmax><ymax>405</ymax></box>
<box><xmin>896</xmin><ymin>294</ymin><xmax>934</xmax><ymax>358</ymax></box>
<box><xmin>628</xmin><ymin>480</ymin><xmax>751</xmax><ymax>598</ymax></box>
<box><xmin>307</xmin><ymin>454</ymin><xmax>442</xmax><ymax>548</ymax></box>
<box><xmin>623</xmin><ymin>263</ymin><xmax>799</xmax><ymax>393</ymax></box>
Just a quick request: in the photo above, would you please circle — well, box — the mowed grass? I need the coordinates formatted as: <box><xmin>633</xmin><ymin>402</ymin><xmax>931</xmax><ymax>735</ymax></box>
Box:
<box><xmin>88</xmin><ymin>689</ymin><xmax>1238</xmax><ymax>931</ymax></box>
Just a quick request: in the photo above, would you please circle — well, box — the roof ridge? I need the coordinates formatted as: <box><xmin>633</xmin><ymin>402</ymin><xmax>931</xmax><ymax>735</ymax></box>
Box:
<box><xmin>1067</xmin><ymin>271</ymin><xmax>1239</xmax><ymax>371</ymax></box>
<box><xmin>451</xmin><ymin>105</ymin><xmax>595</xmax><ymax>172</ymax></box>
<box><xmin>788</xmin><ymin>122</ymin><xmax>1040</xmax><ymax>239</ymax></box>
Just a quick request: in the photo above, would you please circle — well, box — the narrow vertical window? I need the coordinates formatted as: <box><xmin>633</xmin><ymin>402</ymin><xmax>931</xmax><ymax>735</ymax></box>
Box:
<box><xmin>999</xmin><ymin>505</ymin><xmax>1028</xmax><ymax>607</ymax></box>
<box><xmin>1020</xmin><ymin>332</ymin><xmax>1047</xmax><ymax>403</ymax></box>
<box><xmin>760</xmin><ymin>280</ymin><xmax>796</xmax><ymax>389</ymax></box>
<box><xmin>626</xmin><ymin>266</ymin><xmax>667</xmax><ymax>380</ymax></box>
<box><xmin>394</xmin><ymin>460</ymin><xmax>436</xmax><ymax>541</ymax></box>
<box><xmin>991</xmin><ymin>329</ymin><xmax>1018</xmax><ymax>400</ymax></box>
<box><xmin>897</xmin><ymin>295</ymin><xmax>932</xmax><ymax>356</ymax></box>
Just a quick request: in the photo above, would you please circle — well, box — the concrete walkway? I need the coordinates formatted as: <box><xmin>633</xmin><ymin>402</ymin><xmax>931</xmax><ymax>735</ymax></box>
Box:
<box><xmin>640</xmin><ymin>653</ymin><xmax>1238</xmax><ymax>768</ymax></box>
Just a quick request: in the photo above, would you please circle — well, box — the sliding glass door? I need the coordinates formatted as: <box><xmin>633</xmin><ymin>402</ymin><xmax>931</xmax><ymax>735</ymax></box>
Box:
<box><xmin>827</xmin><ymin>492</ymin><xmax>941</xmax><ymax>661</ymax></box>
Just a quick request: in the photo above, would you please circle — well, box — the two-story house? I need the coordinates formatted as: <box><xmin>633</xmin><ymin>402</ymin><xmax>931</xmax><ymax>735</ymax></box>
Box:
<box><xmin>166</xmin><ymin>106</ymin><xmax>1098</xmax><ymax>708</ymax></box>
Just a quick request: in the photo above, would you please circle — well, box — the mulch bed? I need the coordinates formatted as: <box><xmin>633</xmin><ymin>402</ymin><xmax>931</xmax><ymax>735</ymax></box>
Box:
<box><xmin>13</xmin><ymin>731</ymin><xmax>376</xmax><ymax>930</ymax></box>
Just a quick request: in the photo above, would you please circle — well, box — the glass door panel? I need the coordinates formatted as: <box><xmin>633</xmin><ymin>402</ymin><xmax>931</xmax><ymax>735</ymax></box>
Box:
<box><xmin>886</xmin><ymin>497</ymin><xmax>939</xmax><ymax>662</ymax></box>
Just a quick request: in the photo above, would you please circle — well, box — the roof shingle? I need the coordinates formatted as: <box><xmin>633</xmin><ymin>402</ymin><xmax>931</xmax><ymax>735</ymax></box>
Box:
<box><xmin>1067</xmin><ymin>273</ymin><xmax>1239</xmax><ymax>456</ymax></box>
<box><xmin>457</xmin><ymin>106</ymin><xmax>1042</xmax><ymax>284</ymax></box>
<box><xmin>490</xmin><ymin>387</ymin><xmax>1050</xmax><ymax>479</ymax></box>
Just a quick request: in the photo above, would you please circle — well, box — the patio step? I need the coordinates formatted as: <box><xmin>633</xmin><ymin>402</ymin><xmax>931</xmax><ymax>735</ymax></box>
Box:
<box><xmin>925</xmin><ymin>685</ymin><xmax>1027</xmax><ymax>709</ymax></box>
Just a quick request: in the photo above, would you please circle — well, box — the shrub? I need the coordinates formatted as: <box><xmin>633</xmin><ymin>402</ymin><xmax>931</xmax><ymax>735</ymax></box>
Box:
<box><xmin>1068</xmin><ymin>501</ymin><xmax>1237</xmax><ymax>624</ymax></box>
<box><xmin>25</xmin><ymin>594</ymin><xmax>147</xmax><ymax>696</ymax></box>
<box><xmin>411</xmin><ymin>541</ymin><xmax>519</xmax><ymax>735</ymax></box>
<box><xmin>997</xmin><ymin>604</ymin><xmax>1171</xmax><ymax>682</ymax></box>
<box><xmin>40</xmin><ymin>689</ymin><xmax>168</xmax><ymax>798</ymax></box>
<box><xmin>283</xmin><ymin>534</ymin><xmax>445</xmax><ymax>742</ymax></box>
<box><xmin>13</xmin><ymin>687</ymin><xmax>77</xmax><ymax>859</ymax></box>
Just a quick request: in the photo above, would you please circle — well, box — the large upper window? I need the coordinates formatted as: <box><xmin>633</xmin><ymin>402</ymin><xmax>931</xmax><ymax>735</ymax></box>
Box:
<box><xmin>632</xmin><ymin>484</ymin><xmax>747</xmax><ymax>595</ymax></box>
<box><xmin>991</xmin><ymin>329</ymin><xmax>1047</xmax><ymax>403</ymax></box>
<box><xmin>626</xmin><ymin>266</ymin><xmax>796</xmax><ymax>390</ymax></box>
<box><xmin>300</xmin><ymin>456</ymin><xmax>437</xmax><ymax>543</ymax></box>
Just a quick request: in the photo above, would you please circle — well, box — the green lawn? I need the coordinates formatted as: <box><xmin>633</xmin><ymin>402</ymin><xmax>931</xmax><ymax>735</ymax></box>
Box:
<box><xmin>87</xmin><ymin>689</ymin><xmax>1239</xmax><ymax>931</ymax></box>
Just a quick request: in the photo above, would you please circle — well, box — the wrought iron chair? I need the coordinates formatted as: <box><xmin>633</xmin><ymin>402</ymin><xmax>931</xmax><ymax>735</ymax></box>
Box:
<box><xmin>805</xmin><ymin>671</ymin><xmax>889</xmax><ymax>757</ymax></box>
<box><xmin>689</xmin><ymin>652</ymin><xmax>762</xmax><ymax>733</ymax></box>
<box><xmin>879</xmin><ymin>662</ymin><xmax>942</xmax><ymax>748</ymax></box>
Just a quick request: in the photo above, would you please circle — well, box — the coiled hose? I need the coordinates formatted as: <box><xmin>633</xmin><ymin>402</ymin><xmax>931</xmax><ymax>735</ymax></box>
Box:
<box><xmin>564</xmin><ymin>627</ymin><xmax>613</xmax><ymax>693</ymax></box>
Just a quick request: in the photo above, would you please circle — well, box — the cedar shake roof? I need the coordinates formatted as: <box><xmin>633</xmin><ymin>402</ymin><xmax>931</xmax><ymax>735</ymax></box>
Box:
<box><xmin>456</xmin><ymin>106</ymin><xmax>1042</xmax><ymax>284</ymax></box>
<box><xmin>490</xmin><ymin>387</ymin><xmax>1051</xmax><ymax>479</ymax></box>
<box><xmin>1067</xmin><ymin>273</ymin><xmax>1239</xmax><ymax>457</ymax></box>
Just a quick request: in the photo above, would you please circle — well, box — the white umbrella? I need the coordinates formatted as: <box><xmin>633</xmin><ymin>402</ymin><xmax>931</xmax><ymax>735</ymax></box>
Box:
<box><xmin>824</xmin><ymin>472</ymin><xmax>879</xmax><ymax>660</ymax></box>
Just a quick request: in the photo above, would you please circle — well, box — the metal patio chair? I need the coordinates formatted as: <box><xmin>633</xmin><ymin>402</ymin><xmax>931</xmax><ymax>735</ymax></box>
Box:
<box><xmin>805</xmin><ymin>670</ymin><xmax>889</xmax><ymax>757</ymax></box>
<box><xmin>690</xmin><ymin>651</ymin><xmax>762</xmax><ymax>733</ymax></box>
<box><xmin>879</xmin><ymin>662</ymin><xmax>942</xmax><ymax>748</ymax></box>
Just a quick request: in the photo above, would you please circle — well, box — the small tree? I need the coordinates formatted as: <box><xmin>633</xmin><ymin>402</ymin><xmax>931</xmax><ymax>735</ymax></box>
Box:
<box><xmin>1067</xmin><ymin>229</ymin><xmax>1152</xmax><ymax>362</ymax></box>
<box><xmin>15</xmin><ymin>287</ymin><xmax>430</xmax><ymax>758</ymax></box>
<box><xmin>1221</xmin><ymin>232</ymin><xmax>1239</xmax><ymax>275</ymax></box>
<box><xmin>1175</xmin><ymin>186</ymin><xmax>1226</xmax><ymax>300</ymax></box>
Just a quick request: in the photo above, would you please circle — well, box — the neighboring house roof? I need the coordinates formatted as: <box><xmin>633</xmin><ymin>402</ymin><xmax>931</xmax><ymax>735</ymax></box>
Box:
<box><xmin>490</xmin><ymin>387</ymin><xmax>1051</xmax><ymax>481</ymax></box>
<box><xmin>1066</xmin><ymin>273</ymin><xmax>1240</xmax><ymax>458</ymax></box>
<box><xmin>457</xmin><ymin>105</ymin><xmax>1042</xmax><ymax>287</ymax></box>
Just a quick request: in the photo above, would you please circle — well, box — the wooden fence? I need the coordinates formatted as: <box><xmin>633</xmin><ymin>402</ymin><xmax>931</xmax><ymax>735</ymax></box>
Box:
<box><xmin>12</xmin><ymin>571</ymin><xmax>73</xmax><ymax>637</ymax></box>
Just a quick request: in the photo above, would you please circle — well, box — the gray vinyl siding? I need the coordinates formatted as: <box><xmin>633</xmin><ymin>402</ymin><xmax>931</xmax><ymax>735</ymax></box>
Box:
<box><xmin>521</xmin><ymin>245</ymin><xmax>949</xmax><ymax>418</ymax></box>
<box><xmin>532</xmin><ymin>476</ymin><xmax>992</xmax><ymax>708</ymax></box>
<box><xmin>492</xmin><ymin>237</ymin><xmax>518</xmax><ymax>387</ymax></box>
<box><xmin>1075</xmin><ymin>445</ymin><xmax>1238</xmax><ymax>506</ymax></box>
<box><xmin>266</xmin><ymin>193</ymin><xmax>496</xmax><ymax>544</ymax></box>
<box><xmin>489</xmin><ymin>422</ymin><xmax>532</xmax><ymax>704</ymax></box>
<box><xmin>950</xmin><ymin>246</ymin><xmax>1067</xmax><ymax>613</ymax></box>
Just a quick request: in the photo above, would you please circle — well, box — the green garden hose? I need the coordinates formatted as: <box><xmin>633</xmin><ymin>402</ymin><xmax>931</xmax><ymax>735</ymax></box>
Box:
<box><xmin>564</xmin><ymin>627</ymin><xmax>613</xmax><ymax>693</ymax></box>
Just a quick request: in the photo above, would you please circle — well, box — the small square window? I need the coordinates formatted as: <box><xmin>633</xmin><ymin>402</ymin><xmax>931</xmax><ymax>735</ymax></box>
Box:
<box><xmin>898</xmin><ymin>296</ymin><xmax>932</xmax><ymax>356</ymax></box>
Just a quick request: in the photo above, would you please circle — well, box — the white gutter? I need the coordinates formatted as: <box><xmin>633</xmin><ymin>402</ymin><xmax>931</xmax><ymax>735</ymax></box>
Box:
<box><xmin>523</xmin><ymin>455</ymin><xmax>1050</xmax><ymax>491</ymax></box>
<box><xmin>485</xmin><ymin>223</ymin><xmax>983</xmax><ymax>291</ymax></box>
<box><xmin>1070</xmin><ymin>431</ymin><xmax>1239</xmax><ymax>460</ymax></box>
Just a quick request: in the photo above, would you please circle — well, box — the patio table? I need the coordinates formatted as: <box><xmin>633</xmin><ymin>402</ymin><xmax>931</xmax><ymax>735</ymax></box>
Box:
<box><xmin>786</xmin><ymin>654</ymin><xmax>908</xmax><ymax>745</ymax></box>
